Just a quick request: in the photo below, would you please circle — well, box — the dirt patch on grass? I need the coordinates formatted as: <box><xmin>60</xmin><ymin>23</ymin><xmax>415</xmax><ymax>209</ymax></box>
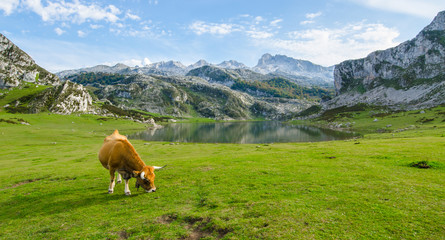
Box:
<box><xmin>117</xmin><ymin>230</ymin><xmax>130</xmax><ymax>239</ymax></box>
<box><xmin>0</xmin><ymin>118</ymin><xmax>30</xmax><ymax>125</ymax></box>
<box><xmin>409</xmin><ymin>161</ymin><xmax>444</xmax><ymax>169</ymax></box>
<box><xmin>158</xmin><ymin>214</ymin><xmax>231</xmax><ymax>240</ymax></box>
<box><xmin>1</xmin><ymin>178</ymin><xmax>42</xmax><ymax>190</ymax></box>
<box><xmin>157</xmin><ymin>213</ymin><xmax>178</xmax><ymax>224</ymax></box>
<box><xmin>417</xmin><ymin>117</ymin><xmax>435</xmax><ymax>123</ymax></box>
<box><xmin>409</xmin><ymin>161</ymin><xmax>431</xmax><ymax>169</ymax></box>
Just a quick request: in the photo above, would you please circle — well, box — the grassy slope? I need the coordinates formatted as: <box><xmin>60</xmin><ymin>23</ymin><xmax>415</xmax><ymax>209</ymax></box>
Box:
<box><xmin>0</xmin><ymin>110</ymin><xmax>444</xmax><ymax>239</ymax></box>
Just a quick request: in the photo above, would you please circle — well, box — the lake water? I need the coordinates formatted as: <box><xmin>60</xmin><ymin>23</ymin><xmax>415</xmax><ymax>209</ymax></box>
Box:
<box><xmin>129</xmin><ymin>121</ymin><xmax>357</xmax><ymax>144</ymax></box>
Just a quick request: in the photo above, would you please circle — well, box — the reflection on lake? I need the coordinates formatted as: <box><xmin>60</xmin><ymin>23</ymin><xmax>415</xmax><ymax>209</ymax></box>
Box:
<box><xmin>129</xmin><ymin>121</ymin><xmax>357</xmax><ymax>144</ymax></box>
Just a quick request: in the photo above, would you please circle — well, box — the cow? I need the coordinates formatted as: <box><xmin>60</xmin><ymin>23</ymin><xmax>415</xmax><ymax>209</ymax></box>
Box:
<box><xmin>99</xmin><ymin>130</ymin><xmax>165</xmax><ymax>195</ymax></box>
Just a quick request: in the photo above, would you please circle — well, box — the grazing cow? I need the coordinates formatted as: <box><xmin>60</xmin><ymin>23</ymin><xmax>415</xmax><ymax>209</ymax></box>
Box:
<box><xmin>99</xmin><ymin>130</ymin><xmax>165</xmax><ymax>195</ymax></box>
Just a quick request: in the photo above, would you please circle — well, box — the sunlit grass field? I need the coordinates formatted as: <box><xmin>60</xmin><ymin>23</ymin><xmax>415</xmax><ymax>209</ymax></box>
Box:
<box><xmin>0</xmin><ymin>110</ymin><xmax>444</xmax><ymax>239</ymax></box>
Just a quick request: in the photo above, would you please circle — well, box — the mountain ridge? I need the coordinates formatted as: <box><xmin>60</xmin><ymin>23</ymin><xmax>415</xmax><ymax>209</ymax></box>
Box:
<box><xmin>56</xmin><ymin>54</ymin><xmax>335</xmax><ymax>87</ymax></box>
<box><xmin>326</xmin><ymin>10</ymin><xmax>445</xmax><ymax>110</ymax></box>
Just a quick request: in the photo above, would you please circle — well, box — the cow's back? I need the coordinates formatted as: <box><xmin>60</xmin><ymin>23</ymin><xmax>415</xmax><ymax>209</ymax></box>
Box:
<box><xmin>99</xmin><ymin>130</ymin><xmax>129</xmax><ymax>170</ymax></box>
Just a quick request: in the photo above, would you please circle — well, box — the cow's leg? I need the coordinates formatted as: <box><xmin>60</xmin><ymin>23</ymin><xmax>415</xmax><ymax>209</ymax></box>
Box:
<box><xmin>116</xmin><ymin>173</ymin><xmax>122</xmax><ymax>184</ymax></box>
<box><xmin>124</xmin><ymin>179</ymin><xmax>131</xmax><ymax>196</ymax></box>
<box><xmin>108</xmin><ymin>169</ymin><xmax>116</xmax><ymax>194</ymax></box>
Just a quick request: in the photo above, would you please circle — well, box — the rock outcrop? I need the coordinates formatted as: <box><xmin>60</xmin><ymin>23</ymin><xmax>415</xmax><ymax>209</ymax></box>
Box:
<box><xmin>0</xmin><ymin>33</ymin><xmax>97</xmax><ymax>115</ymax></box>
<box><xmin>0</xmin><ymin>33</ymin><xmax>60</xmax><ymax>88</ymax></box>
<box><xmin>329</xmin><ymin>11</ymin><xmax>445</xmax><ymax>109</ymax></box>
<box><xmin>42</xmin><ymin>81</ymin><xmax>95</xmax><ymax>114</ymax></box>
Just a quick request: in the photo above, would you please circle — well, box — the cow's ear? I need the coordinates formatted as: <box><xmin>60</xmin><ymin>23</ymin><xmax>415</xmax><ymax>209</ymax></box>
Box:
<box><xmin>132</xmin><ymin>170</ymin><xmax>140</xmax><ymax>178</ymax></box>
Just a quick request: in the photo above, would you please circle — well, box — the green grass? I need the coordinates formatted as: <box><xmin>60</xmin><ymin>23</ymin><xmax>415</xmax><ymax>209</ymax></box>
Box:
<box><xmin>0</xmin><ymin>83</ymin><xmax>51</xmax><ymax>111</ymax></box>
<box><xmin>0</xmin><ymin>111</ymin><xmax>444</xmax><ymax>239</ymax></box>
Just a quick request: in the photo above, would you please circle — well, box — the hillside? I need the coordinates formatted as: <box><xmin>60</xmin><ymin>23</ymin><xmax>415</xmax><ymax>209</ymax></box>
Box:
<box><xmin>327</xmin><ymin>11</ymin><xmax>445</xmax><ymax>110</ymax></box>
<box><xmin>65</xmin><ymin>72</ymin><xmax>322</xmax><ymax>120</ymax></box>
<box><xmin>0</xmin><ymin>34</ymin><xmax>97</xmax><ymax>115</ymax></box>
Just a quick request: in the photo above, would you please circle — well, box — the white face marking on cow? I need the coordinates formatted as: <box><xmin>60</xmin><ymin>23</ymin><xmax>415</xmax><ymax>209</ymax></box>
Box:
<box><xmin>140</xmin><ymin>171</ymin><xmax>145</xmax><ymax>180</ymax></box>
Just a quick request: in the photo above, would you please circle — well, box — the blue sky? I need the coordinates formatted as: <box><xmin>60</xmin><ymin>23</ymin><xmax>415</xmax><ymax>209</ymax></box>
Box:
<box><xmin>1</xmin><ymin>0</ymin><xmax>444</xmax><ymax>72</ymax></box>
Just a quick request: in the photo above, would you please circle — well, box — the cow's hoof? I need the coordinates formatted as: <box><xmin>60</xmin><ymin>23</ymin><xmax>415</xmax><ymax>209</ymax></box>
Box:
<box><xmin>125</xmin><ymin>192</ymin><xmax>131</xmax><ymax>196</ymax></box>
<box><xmin>108</xmin><ymin>190</ymin><xmax>114</xmax><ymax>194</ymax></box>
<box><xmin>117</xmin><ymin>180</ymin><xmax>122</xmax><ymax>184</ymax></box>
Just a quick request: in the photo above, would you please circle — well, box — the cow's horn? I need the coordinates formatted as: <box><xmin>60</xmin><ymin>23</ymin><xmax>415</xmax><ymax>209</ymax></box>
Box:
<box><xmin>153</xmin><ymin>165</ymin><xmax>166</xmax><ymax>170</ymax></box>
<box><xmin>140</xmin><ymin>171</ymin><xmax>145</xmax><ymax>180</ymax></box>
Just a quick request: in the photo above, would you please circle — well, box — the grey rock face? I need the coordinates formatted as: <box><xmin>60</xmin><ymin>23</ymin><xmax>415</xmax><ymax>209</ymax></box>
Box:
<box><xmin>27</xmin><ymin>81</ymin><xmax>96</xmax><ymax>114</ymax></box>
<box><xmin>253</xmin><ymin>53</ymin><xmax>334</xmax><ymax>85</ymax></box>
<box><xmin>0</xmin><ymin>34</ymin><xmax>97</xmax><ymax>114</ymax></box>
<box><xmin>0</xmin><ymin>34</ymin><xmax>60</xmax><ymax>88</ymax></box>
<box><xmin>330</xmin><ymin>11</ymin><xmax>445</xmax><ymax>109</ymax></box>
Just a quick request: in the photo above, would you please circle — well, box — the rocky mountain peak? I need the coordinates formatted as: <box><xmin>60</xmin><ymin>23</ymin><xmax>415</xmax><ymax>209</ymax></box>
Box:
<box><xmin>113</xmin><ymin>63</ymin><xmax>130</xmax><ymax>69</ymax></box>
<box><xmin>0</xmin><ymin>33</ymin><xmax>60</xmax><ymax>88</ymax></box>
<box><xmin>421</xmin><ymin>10</ymin><xmax>445</xmax><ymax>32</ymax></box>
<box><xmin>188</xmin><ymin>59</ymin><xmax>210</xmax><ymax>70</ymax></box>
<box><xmin>253</xmin><ymin>53</ymin><xmax>334</xmax><ymax>84</ymax></box>
<box><xmin>217</xmin><ymin>60</ymin><xmax>248</xmax><ymax>69</ymax></box>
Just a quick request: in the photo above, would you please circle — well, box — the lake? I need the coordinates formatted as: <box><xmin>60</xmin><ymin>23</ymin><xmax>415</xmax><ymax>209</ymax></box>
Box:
<box><xmin>129</xmin><ymin>121</ymin><xmax>357</xmax><ymax>144</ymax></box>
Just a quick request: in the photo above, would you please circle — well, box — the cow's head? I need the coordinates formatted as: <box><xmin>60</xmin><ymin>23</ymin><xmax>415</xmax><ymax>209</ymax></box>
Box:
<box><xmin>133</xmin><ymin>165</ymin><xmax>165</xmax><ymax>193</ymax></box>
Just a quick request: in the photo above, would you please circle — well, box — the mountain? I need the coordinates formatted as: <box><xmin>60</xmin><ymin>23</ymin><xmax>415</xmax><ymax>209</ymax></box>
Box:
<box><xmin>0</xmin><ymin>33</ymin><xmax>96</xmax><ymax>115</ymax></box>
<box><xmin>0</xmin><ymin>33</ymin><xmax>59</xmax><ymax>88</ymax></box>
<box><xmin>253</xmin><ymin>53</ymin><xmax>334</xmax><ymax>86</ymax></box>
<box><xmin>187</xmin><ymin>59</ymin><xmax>210</xmax><ymax>70</ymax></box>
<box><xmin>216</xmin><ymin>60</ymin><xmax>249</xmax><ymax>69</ymax></box>
<box><xmin>186</xmin><ymin>65</ymin><xmax>271</xmax><ymax>86</ymax></box>
<box><xmin>66</xmin><ymin>72</ymin><xmax>317</xmax><ymax>120</ymax></box>
<box><xmin>57</xmin><ymin>54</ymin><xmax>334</xmax><ymax>87</ymax></box>
<box><xmin>327</xmin><ymin>10</ymin><xmax>445</xmax><ymax>110</ymax></box>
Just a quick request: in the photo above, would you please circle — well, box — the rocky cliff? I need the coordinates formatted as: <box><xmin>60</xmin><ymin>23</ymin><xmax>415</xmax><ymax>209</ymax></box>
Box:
<box><xmin>329</xmin><ymin>11</ymin><xmax>445</xmax><ymax>109</ymax></box>
<box><xmin>0</xmin><ymin>34</ymin><xmax>60</xmax><ymax>88</ymax></box>
<box><xmin>0</xmin><ymin>34</ymin><xmax>97</xmax><ymax>115</ymax></box>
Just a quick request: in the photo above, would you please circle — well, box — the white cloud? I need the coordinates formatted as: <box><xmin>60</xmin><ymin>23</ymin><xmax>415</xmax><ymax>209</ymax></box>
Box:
<box><xmin>54</xmin><ymin>27</ymin><xmax>65</xmax><ymax>35</ymax></box>
<box><xmin>189</xmin><ymin>15</ymin><xmax>280</xmax><ymax>39</ymax></box>
<box><xmin>257</xmin><ymin>22</ymin><xmax>400</xmax><ymax>66</ymax></box>
<box><xmin>189</xmin><ymin>21</ymin><xmax>235</xmax><ymax>35</ymax></box>
<box><xmin>306</xmin><ymin>12</ymin><xmax>322</xmax><ymax>19</ymax></box>
<box><xmin>300</xmin><ymin>20</ymin><xmax>315</xmax><ymax>25</ymax></box>
<box><xmin>77</xmin><ymin>30</ymin><xmax>86</xmax><ymax>37</ymax></box>
<box><xmin>149</xmin><ymin>0</ymin><xmax>159</xmax><ymax>5</ymax></box>
<box><xmin>143</xmin><ymin>57</ymin><xmax>151</xmax><ymax>66</ymax></box>
<box><xmin>22</xmin><ymin>0</ymin><xmax>122</xmax><ymax>23</ymax></box>
<box><xmin>0</xmin><ymin>0</ymin><xmax>19</xmax><ymax>15</ymax></box>
<box><xmin>349</xmin><ymin>0</ymin><xmax>445</xmax><ymax>18</ymax></box>
<box><xmin>246</xmin><ymin>30</ymin><xmax>273</xmax><ymax>39</ymax></box>
<box><xmin>90</xmin><ymin>24</ymin><xmax>103</xmax><ymax>29</ymax></box>
<box><xmin>301</xmin><ymin>11</ymin><xmax>322</xmax><ymax>25</ymax></box>
<box><xmin>126</xmin><ymin>11</ymin><xmax>141</xmax><ymax>21</ymax></box>
<box><xmin>270</xmin><ymin>19</ymin><xmax>283</xmax><ymax>27</ymax></box>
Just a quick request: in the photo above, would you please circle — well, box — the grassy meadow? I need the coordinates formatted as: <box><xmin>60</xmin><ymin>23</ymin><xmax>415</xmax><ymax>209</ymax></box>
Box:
<box><xmin>0</xmin><ymin>107</ymin><xmax>444</xmax><ymax>239</ymax></box>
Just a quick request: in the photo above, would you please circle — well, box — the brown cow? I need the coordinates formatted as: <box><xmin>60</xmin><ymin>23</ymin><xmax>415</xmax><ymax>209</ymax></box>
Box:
<box><xmin>99</xmin><ymin>130</ymin><xmax>165</xmax><ymax>195</ymax></box>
